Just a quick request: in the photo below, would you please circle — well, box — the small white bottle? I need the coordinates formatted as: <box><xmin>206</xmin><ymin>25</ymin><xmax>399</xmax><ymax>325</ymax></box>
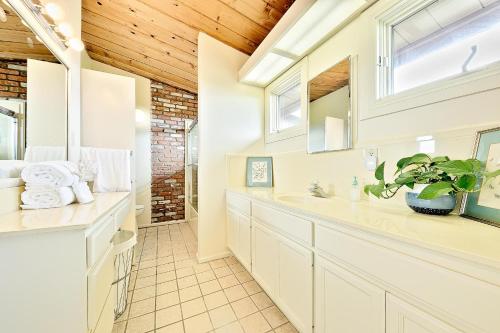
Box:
<box><xmin>350</xmin><ymin>176</ymin><xmax>361</xmax><ymax>202</ymax></box>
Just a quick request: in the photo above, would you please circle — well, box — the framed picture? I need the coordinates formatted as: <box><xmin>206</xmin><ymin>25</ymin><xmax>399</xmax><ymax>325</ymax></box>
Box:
<box><xmin>246</xmin><ymin>157</ymin><xmax>273</xmax><ymax>188</ymax></box>
<box><xmin>460</xmin><ymin>127</ymin><xmax>500</xmax><ymax>227</ymax></box>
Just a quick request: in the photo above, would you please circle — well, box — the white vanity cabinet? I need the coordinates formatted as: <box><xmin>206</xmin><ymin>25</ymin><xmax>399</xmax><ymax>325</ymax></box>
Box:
<box><xmin>314</xmin><ymin>255</ymin><xmax>385</xmax><ymax>333</ymax></box>
<box><xmin>386</xmin><ymin>294</ymin><xmax>462</xmax><ymax>333</ymax></box>
<box><xmin>226</xmin><ymin>192</ymin><xmax>252</xmax><ymax>271</ymax></box>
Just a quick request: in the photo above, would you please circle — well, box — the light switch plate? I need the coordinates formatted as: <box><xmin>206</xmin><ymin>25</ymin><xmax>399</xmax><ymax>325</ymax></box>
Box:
<box><xmin>364</xmin><ymin>148</ymin><xmax>378</xmax><ymax>171</ymax></box>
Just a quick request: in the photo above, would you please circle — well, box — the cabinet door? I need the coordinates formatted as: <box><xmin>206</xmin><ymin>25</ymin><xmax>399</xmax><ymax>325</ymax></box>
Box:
<box><xmin>226</xmin><ymin>209</ymin><xmax>238</xmax><ymax>254</ymax></box>
<box><xmin>278</xmin><ymin>238</ymin><xmax>313</xmax><ymax>333</ymax></box>
<box><xmin>386</xmin><ymin>294</ymin><xmax>463</xmax><ymax>333</ymax></box>
<box><xmin>238</xmin><ymin>214</ymin><xmax>251</xmax><ymax>271</ymax></box>
<box><xmin>251</xmin><ymin>222</ymin><xmax>279</xmax><ymax>296</ymax></box>
<box><xmin>315</xmin><ymin>256</ymin><xmax>385</xmax><ymax>333</ymax></box>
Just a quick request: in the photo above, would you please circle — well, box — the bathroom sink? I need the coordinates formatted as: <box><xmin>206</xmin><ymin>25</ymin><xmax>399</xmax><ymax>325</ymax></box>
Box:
<box><xmin>276</xmin><ymin>194</ymin><xmax>329</xmax><ymax>205</ymax></box>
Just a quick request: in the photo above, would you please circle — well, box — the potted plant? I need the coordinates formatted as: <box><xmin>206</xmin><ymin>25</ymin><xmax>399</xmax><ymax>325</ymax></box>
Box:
<box><xmin>364</xmin><ymin>153</ymin><xmax>500</xmax><ymax>215</ymax></box>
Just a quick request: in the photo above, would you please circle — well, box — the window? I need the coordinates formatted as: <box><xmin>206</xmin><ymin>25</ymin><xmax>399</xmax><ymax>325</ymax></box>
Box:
<box><xmin>265</xmin><ymin>60</ymin><xmax>308</xmax><ymax>143</ymax></box>
<box><xmin>378</xmin><ymin>0</ymin><xmax>500</xmax><ymax>97</ymax></box>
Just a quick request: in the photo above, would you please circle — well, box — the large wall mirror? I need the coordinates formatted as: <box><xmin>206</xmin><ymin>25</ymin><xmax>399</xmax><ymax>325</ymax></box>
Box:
<box><xmin>307</xmin><ymin>57</ymin><xmax>352</xmax><ymax>153</ymax></box>
<box><xmin>0</xmin><ymin>1</ymin><xmax>67</xmax><ymax>180</ymax></box>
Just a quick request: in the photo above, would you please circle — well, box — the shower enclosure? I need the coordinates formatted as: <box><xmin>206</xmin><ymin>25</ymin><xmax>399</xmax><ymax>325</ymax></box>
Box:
<box><xmin>185</xmin><ymin>119</ymin><xmax>198</xmax><ymax>236</ymax></box>
<box><xmin>0</xmin><ymin>103</ymin><xmax>25</xmax><ymax>160</ymax></box>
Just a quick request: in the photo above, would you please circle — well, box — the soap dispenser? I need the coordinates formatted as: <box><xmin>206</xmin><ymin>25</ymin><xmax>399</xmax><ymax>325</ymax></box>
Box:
<box><xmin>351</xmin><ymin>176</ymin><xmax>361</xmax><ymax>202</ymax></box>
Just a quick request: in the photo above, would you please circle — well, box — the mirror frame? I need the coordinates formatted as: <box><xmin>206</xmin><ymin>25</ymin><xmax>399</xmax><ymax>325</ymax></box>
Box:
<box><xmin>307</xmin><ymin>56</ymin><xmax>353</xmax><ymax>154</ymax></box>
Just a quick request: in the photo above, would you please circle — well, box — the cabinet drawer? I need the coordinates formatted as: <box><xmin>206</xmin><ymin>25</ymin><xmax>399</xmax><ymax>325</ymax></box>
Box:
<box><xmin>87</xmin><ymin>215</ymin><xmax>115</xmax><ymax>268</ymax></box>
<box><xmin>227</xmin><ymin>192</ymin><xmax>251</xmax><ymax>216</ymax></box>
<box><xmin>252</xmin><ymin>202</ymin><xmax>312</xmax><ymax>246</ymax></box>
<box><xmin>315</xmin><ymin>224</ymin><xmax>500</xmax><ymax>333</ymax></box>
<box><xmin>93</xmin><ymin>284</ymin><xmax>116</xmax><ymax>333</ymax></box>
<box><xmin>114</xmin><ymin>196</ymin><xmax>131</xmax><ymax>230</ymax></box>
<box><xmin>88</xmin><ymin>246</ymin><xmax>114</xmax><ymax>330</ymax></box>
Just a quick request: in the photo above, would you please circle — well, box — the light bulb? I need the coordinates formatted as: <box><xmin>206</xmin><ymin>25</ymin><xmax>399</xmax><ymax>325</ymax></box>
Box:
<box><xmin>67</xmin><ymin>38</ymin><xmax>84</xmax><ymax>51</ymax></box>
<box><xmin>56</xmin><ymin>22</ymin><xmax>72</xmax><ymax>37</ymax></box>
<box><xmin>44</xmin><ymin>2</ymin><xmax>63</xmax><ymax>20</ymax></box>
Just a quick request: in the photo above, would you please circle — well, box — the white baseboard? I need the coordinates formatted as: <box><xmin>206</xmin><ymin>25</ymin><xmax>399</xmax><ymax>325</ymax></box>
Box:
<box><xmin>197</xmin><ymin>250</ymin><xmax>232</xmax><ymax>263</ymax></box>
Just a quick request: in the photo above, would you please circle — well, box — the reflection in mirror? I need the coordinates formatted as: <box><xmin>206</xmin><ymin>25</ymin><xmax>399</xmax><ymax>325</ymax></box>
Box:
<box><xmin>308</xmin><ymin>57</ymin><xmax>351</xmax><ymax>153</ymax></box>
<box><xmin>0</xmin><ymin>2</ymin><xmax>67</xmax><ymax>180</ymax></box>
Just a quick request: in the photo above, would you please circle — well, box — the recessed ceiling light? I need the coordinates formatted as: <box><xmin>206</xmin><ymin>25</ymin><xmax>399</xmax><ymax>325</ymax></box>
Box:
<box><xmin>26</xmin><ymin>36</ymin><xmax>34</xmax><ymax>48</ymax></box>
<box><xmin>56</xmin><ymin>22</ymin><xmax>72</xmax><ymax>37</ymax></box>
<box><xmin>67</xmin><ymin>38</ymin><xmax>85</xmax><ymax>51</ymax></box>
<box><xmin>44</xmin><ymin>2</ymin><xmax>63</xmax><ymax>20</ymax></box>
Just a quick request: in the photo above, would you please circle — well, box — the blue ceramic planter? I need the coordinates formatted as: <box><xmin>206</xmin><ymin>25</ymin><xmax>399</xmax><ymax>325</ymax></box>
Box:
<box><xmin>405</xmin><ymin>192</ymin><xmax>456</xmax><ymax>215</ymax></box>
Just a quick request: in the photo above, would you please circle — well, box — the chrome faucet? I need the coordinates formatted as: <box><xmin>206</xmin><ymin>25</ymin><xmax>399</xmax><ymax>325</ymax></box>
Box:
<box><xmin>309</xmin><ymin>181</ymin><xmax>328</xmax><ymax>198</ymax></box>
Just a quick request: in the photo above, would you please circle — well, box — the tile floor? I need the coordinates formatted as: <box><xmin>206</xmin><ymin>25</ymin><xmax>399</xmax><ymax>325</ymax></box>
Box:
<box><xmin>112</xmin><ymin>223</ymin><xmax>298</xmax><ymax>333</ymax></box>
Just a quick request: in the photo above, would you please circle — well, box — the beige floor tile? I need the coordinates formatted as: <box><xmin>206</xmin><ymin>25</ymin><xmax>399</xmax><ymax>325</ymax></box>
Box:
<box><xmin>274</xmin><ymin>323</ymin><xmax>298</xmax><ymax>333</ymax></box>
<box><xmin>136</xmin><ymin>267</ymin><xmax>156</xmax><ymax>279</ymax></box>
<box><xmin>209</xmin><ymin>259</ymin><xmax>227</xmax><ymax>269</ymax></box>
<box><xmin>176</xmin><ymin>267</ymin><xmax>195</xmax><ymax>278</ymax></box>
<box><xmin>229</xmin><ymin>263</ymin><xmax>245</xmax><ymax>274</ymax></box>
<box><xmin>193</xmin><ymin>263</ymin><xmax>211</xmax><ymax>273</ymax></box>
<box><xmin>200</xmin><ymin>279</ymin><xmax>222</xmax><ymax>295</ymax></box>
<box><xmin>203</xmin><ymin>290</ymin><xmax>229</xmax><ymax>310</ymax></box>
<box><xmin>129</xmin><ymin>298</ymin><xmax>155</xmax><ymax>318</ymax></box>
<box><xmin>112</xmin><ymin>321</ymin><xmax>126</xmax><ymax>333</ymax></box>
<box><xmin>156</xmin><ymin>321</ymin><xmax>184</xmax><ymax>333</ymax></box>
<box><xmin>239</xmin><ymin>312</ymin><xmax>272</xmax><ymax>333</ymax></box>
<box><xmin>156</xmin><ymin>305</ymin><xmax>183</xmax><ymax>329</ymax></box>
<box><xmin>126</xmin><ymin>312</ymin><xmax>155</xmax><ymax>333</ymax></box>
<box><xmin>231</xmin><ymin>297</ymin><xmax>258</xmax><ymax>319</ymax></box>
<box><xmin>196</xmin><ymin>270</ymin><xmax>216</xmax><ymax>283</ymax></box>
<box><xmin>139</xmin><ymin>259</ymin><xmax>157</xmax><ymax>269</ymax></box>
<box><xmin>251</xmin><ymin>292</ymin><xmax>273</xmax><ymax>310</ymax></box>
<box><xmin>235</xmin><ymin>270</ymin><xmax>253</xmax><ymax>284</ymax></box>
<box><xmin>209</xmin><ymin>304</ymin><xmax>237</xmax><ymax>329</ymax></box>
<box><xmin>214</xmin><ymin>321</ymin><xmax>244</xmax><ymax>333</ymax></box>
<box><xmin>134</xmin><ymin>275</ymin><xmax>156</xmax><ymax>289</ymax></box>
<box><xmin>179</xmin><ymin>285</ymin><xmax>203</xmax><ymax>302</ymax></box>
<box><xmin>181</xmin><ymin>297</ymin><xmax>207</xmax><ymax>319</ymax></box>
<box><xmin>132</xmin><ymin>285</ymin><xmax>155</xmax><ymax>303</ymax></box>
<box><xmin>158</xmin><ymin>271</ymin><xmax>177</xmax><ymax>283</ymax></box>
<box><xmin>262</xmin><ymin>306</ymin><xmax>288</xmax><ymax>329</ymax></box>
<box><xmin>157</xmin><ymin>280</ymin><xmax>178</xmax><ymax>295</ymax></box>
<box><xmin>242</xmin><ymin>281</ymin><xmax>262</xmax><ymax>296</ymax></box>
<box><xmin>157</xmin><ymin>291</ymin><xmax>180</xmax><ymax>310</ymax></box>
<box><xmin>218</xmin><ymin>274</ymin><xmax>239</xmax><ymax>289</ymax></box>
<box><xmin>213</xmin><ymin>266</ymin><xmax>232</xmax><ymax>278</ymax></box>
<box><xmin>157</xmin><ymin>263</ymin><xmax>176</xmax><ymax>273</ymax></box>
<box><xmin>176</xmin><ymin>259</ymin><xmax>197</xmax><ymax>269</ymax></box>
<box><xmin>183</xmin><ymin>312</ymin><xmax>213</xmax><ymax>333</ymax></box>
<box><xmin>224</xmin><ymin>256</ymin><xmax>239</xmax><ymax>266</ymax></box>
<box><xmin>177</xmin><ymin>275</ymin><xmax>198</xmax><ymax>289</ymax></box>
<box><xmin>224</xmin><ymin>285</ymin><xmax>248</xmax><ymax>302</ymax></box>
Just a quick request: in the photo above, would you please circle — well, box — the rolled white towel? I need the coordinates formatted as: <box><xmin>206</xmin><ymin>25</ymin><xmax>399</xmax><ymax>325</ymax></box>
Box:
<box><xmin>72</xmin><ymin>180</ymin><xmax>94</xmax><ymax>204</ymax></box>
<box><xmin>21</xmin><ymin>161</ymin><xmax>77</xmax><ymax>187</ymax></box>
<box><xmin>21</xmin><ymin>186</ymin><xmax>76</xmax><ymax>210</ymax></box>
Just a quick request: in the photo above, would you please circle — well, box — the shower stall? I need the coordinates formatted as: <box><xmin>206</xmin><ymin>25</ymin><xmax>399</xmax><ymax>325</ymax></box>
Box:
<box><xmin>0</xmin><ymin>102</ymin><xmax>25</xmax><ymax>160</ymax></box>
<box><xmin>185</xmin><ymin>119</ymin><xmax>198</xmax><ymax>237</ymax></box>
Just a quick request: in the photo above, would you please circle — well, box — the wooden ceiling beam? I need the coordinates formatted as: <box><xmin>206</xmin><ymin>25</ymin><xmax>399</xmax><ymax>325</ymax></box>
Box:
<box><xmin>82</xmin><ymin>22</ymin><xmax>197</xmax><ymax>76</ymax></box>
<box><xmin>87</xmin><ymin>51</ymin><xmax>197</xmax><ymax>93</ymax></box>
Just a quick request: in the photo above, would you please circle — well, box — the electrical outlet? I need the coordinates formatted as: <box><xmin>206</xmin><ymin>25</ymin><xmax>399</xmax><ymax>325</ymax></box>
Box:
<box><xmin>364</xmin><ymin>148</ymin><xmax>378</xmax><ymax>171</ymax></box>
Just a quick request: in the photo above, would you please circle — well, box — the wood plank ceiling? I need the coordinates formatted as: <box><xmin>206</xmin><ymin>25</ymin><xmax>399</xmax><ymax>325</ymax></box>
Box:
<box><xmin>82</xmin><ymin>0</ymin><xmax>295</xmax><ymax>93</ymax></box>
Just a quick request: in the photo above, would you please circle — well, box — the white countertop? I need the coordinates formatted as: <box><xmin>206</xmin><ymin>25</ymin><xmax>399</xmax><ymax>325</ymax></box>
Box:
<box><xmin>0</xmin><ymin>192</ymin><xmax>130</xmax><ymax>236</ymax></box>
<box><xmin>227</xmin><ymin>187</ymin><xmax>500</xmax><ymax>269</ymax></box>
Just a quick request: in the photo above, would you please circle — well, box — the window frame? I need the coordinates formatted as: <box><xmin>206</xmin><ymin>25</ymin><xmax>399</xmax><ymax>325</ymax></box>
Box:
<box><xmin>265</xmin><ymin>59</ymin><xmax>308</xmax><ymax>144</ymax></box>
<box><xmin>374</xmin><ymin>0</ymin><xmax>500</xmax><ymax>114</ymax></box>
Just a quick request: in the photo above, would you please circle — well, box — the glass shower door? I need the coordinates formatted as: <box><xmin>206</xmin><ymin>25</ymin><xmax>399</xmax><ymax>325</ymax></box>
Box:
<box><xmin>186</xmin><ymin>121</ymin><xmax>198</xmax><ymax>212</ymax></box>
<box><xmin>0</xmin><ymin>112</ymin><xmax>18</xmax><ymax>160</ymax></box>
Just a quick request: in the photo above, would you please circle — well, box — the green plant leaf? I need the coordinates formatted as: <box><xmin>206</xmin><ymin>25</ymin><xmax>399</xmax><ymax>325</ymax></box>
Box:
<box><xmin>466</xmin><ymin>159</ymin><xmax>482</xmax><ymax>172</ymax></box>
<box><xmin>396</xmin><ymin>157</ymin><xmax>412</xmax><ymax>172</ymax></box>
<box><xmin>484</xmin><ymin>169</ymin><xmax>500</xmax><ymax>182</ymax></box>
<box><xmin>435</xmin><ymin>160</ymin><xmax>474</xmax><ymax>176</ymax></box>
<box><xmin>375</xmin><ymin>162</ymin><xmax>385</xmax><ymax>181</ymax></box>
<box><xmin>417</xmin><ymin>182</ymin><xmax>454</xmax><ymax>200</ymax></box>
<box><xmin>455</xmin><ymin>174</ymin><xmax>477</xmax><ymax>191</ymax></box>
<box><xmin>408</xmin><ymin>153</ymin><xmax>431</xmax><ymax>165</ymax></box>
<box><xmin>431</xmin><ymin>156</ymin><xmax>450</xmax><ymax>164</ymax></box>
<box><xmin>364</xmin><ymin>183</ymin><xmax>385</xmax><ymax>198</ymax></box>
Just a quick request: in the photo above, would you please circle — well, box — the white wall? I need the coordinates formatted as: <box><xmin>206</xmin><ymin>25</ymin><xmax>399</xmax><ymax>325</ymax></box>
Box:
<box><xmin>26</xmin><ymin>59</ymin><xmax>67</xmax><ymax>148</ymax></box>
<box><xmin>197</xmin><ymin>33</ymin><xmax>264</xmax><ymax>261</ymax></box>
<box><xmin>227</xmin><ymin>0</ymin><xmax>500</xmax><ymax>208</ymax></box>
<box><xmin>82</xmin><ymin>54</ymin><xmax>152</xmax><ymax>227</ymax></box>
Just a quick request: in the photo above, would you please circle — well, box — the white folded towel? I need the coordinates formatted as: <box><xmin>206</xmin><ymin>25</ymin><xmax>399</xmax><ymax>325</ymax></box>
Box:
<box><xmin>21</xmin><ymin>186</ymin><xmax>76</xmax><ymax>210</ymax></box>
<box><xmin>21</xmin><ymin>161</ymin><xmax>77</xmax><ymax>187</ymax></box>
<box><xmin>0</xmin><ymin>160</ymin><xmax>28</xmax><ymax>178</ymax></box>
<box><xmin>24</xmin><ymin>146</ymin><xmax>65</xmax><ymax>163</ymax></box>
<box><xmin>80</xmin><ymin>147</ymin><xmax>131</xmax><ymax>193</ymax></box>
<box><xmin>72</xmin><ymin>179</ymin><xmax>94</xmax><ymax>204</ymax></box>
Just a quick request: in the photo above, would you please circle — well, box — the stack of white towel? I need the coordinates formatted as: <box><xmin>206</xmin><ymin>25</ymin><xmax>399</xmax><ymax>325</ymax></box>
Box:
<box><xmin>20</xmin><ymin>161</ymin><xmax>94</xmax><ymax>210</ymax></box>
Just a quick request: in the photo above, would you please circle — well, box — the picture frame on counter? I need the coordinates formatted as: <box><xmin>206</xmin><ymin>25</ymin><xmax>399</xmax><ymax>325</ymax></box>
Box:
<box><xmin>460</xmin><ymin>127</ymin><xmax>500</xmax><ymax>227</ymax></box>
<box><xmin>246</xmin><ymin>157</ymin><xmax>273</xmax><ymax>188</ymax></box>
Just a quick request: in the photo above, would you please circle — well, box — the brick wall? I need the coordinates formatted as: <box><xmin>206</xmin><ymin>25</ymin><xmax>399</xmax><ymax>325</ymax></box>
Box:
<box><xmin>0</xmin><ymin>60</ymin><xmax>27</xmax><ymax>99</ymax></box>
<box><xmin>151</xmin><ymin>81</ymin><xmax>197</xmax><ymax>223</ymax></box>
